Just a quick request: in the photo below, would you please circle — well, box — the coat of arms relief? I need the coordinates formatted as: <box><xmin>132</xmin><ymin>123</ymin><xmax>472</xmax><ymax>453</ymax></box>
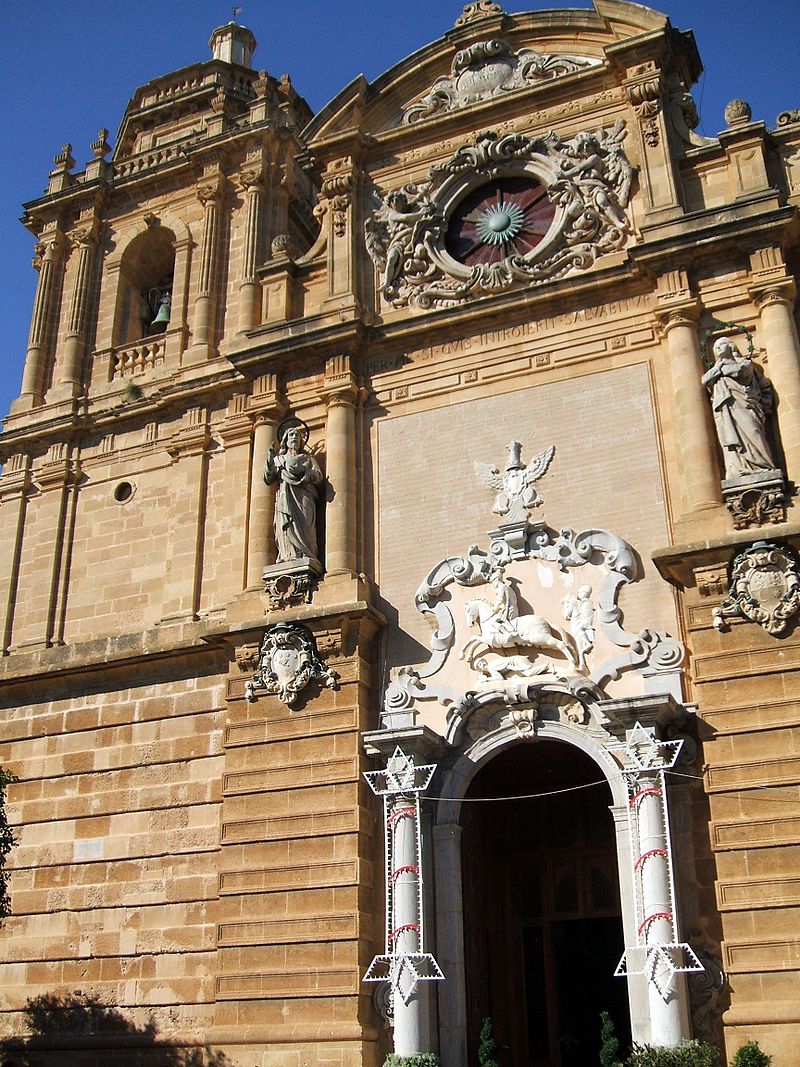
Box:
<box><xmin>383</xmin><ymin>441</ymin><xmax>684</xmax><ymax>744</ymax></box>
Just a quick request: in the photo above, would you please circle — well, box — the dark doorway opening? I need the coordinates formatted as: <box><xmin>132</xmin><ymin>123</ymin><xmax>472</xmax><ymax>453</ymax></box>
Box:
<box><xmin>462</xmin><ymin>739</ymin><xmax>631</xmax><ymax>1066</ymax></box>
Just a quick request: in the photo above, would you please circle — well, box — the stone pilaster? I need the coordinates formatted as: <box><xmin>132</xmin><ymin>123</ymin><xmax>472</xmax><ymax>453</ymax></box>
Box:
<box><xmin>246</xmin><ymin>374</ymin><xmax>285</xmax><ymax>589</ymax></box>
<box><xmin>0</xmin><ymin>456</ymin><xmax>31</xmax><ymax>652</ymax></box>
<box><xmin>52</xmin><ymin>210</ymin><xmax>101</xmax><ymax>399</ymax></box>
<box><xmin>15</xmin><ymin>223</ymin><xmax>67</xmax><ymax>410</ymax></box>
<box><xmin>237</xmin><ymin>156</ymin><xmax>267</xmax><ymax>335</ymax></box>
<box><xmin>323</xmin><ymin>355</ymin><xmax>359</xmax><ymax>576</ymax></box>
<box><xmin>656</xmin><ymin>272</ymin><xmax>722</xmax><ymax>519</ymax></box>
<box><xmin>749</xmin><ymin>250</ymin><xmax>800</xmax><ymax>487</ymax></box>
<box><xmin>191</xmin><ymin>167</ymin><xmax>227</xmax><ymax>358</ymax></box>
<box><xmin>160</xmin><ymin>407</ymin><xmax>211</xmax><ymax>622</ymax></box>
<box><xmin>624</xmin><ymin>62</ymin><xmax>682</xmax><ymax>218</ymax></box>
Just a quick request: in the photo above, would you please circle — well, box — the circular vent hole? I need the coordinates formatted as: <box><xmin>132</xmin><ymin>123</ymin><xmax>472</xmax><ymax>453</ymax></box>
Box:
<box><xmin>114</xmin><ymin>481</ymin><xmax>134</xmax><ymax>503</ymax></box>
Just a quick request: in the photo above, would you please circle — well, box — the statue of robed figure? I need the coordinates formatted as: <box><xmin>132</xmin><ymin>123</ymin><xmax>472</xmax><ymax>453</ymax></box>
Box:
<box><xmin>264</xmin><ymin>417</ymin><xmax>323</xmax><ymax>563</ymax></box>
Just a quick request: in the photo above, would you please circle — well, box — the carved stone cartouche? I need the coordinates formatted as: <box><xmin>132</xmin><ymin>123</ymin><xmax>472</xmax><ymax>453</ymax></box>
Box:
<box><xmin>245</xmin><ymin>622</ymin><xmax>338</xmax><ymax>705</ymax></box>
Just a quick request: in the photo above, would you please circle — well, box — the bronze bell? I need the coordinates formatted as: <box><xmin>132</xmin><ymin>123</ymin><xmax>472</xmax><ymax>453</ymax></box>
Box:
<box><xmin>149</xmin><ymin>292</ymin><xmax>171</xmax><ymax>334</ymax></box>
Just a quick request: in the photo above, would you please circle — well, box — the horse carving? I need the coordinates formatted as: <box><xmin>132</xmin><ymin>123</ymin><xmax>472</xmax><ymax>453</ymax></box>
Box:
<box><xmin>460</xmin><ymin>570</ymin><xmax>578</xmax><ymax>673</ymax></box>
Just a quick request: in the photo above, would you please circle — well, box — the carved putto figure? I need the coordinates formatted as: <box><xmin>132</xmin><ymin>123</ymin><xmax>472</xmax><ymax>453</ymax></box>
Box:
<box><xmin>475</xmin><ymin>440</ymin><xmax>555</xmax><ymax>523</ymax></box>
<box><xmin>701</xmin><ymin>336</ymin><xmax>777</xmax><ymax>479</ymax></box>
<box><xmin>562</xmin><ymin>585</ymin><xmax>595</xmax><ymax>670</ymax></box>
<box><xmin>264</xmin><ymin>418</ymin><xmax>323</xmax><ymax>563</ymax></box>
<box><xmin>365</xmin><ymin>185</ymin><xmax>435</xmax><ymax>298</ymax></box>
<box><xmin>461</xmin><ymin>566</ymin><xmax>577</xmax><ymax>674</ymax></box>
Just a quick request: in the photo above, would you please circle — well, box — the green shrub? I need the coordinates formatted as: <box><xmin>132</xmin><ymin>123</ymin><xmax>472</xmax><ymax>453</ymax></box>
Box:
<box><xmin>479</xmin><ymin>1017</ymin><xmax>501</xmax><ymax>1067</ymax></box>
<box><xmin>382</xmin><ymin>1054</ymin><xmax>440</xmax><ymax>1067</ymax></box>
<box><xmin>627</xmin><ymin>1040</ymin><xmax>720</xmax><ymax>1067</ymax></box>
<box><xmin>731</xmin><ymin>1042</ymin><xmax>771</xmax><ymax>1067</ymax></box>
<box><xmin>600</xmin><ymin>1011</ymin><xmax>621</xmax><ymax>1067</ymax></box>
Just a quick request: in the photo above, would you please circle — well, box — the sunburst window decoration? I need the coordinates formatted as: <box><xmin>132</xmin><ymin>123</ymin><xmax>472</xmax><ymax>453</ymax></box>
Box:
<box><xmin>445</xmin><ymin>175</ymin><xmax>557</xmax><ymax>267</ymax></box>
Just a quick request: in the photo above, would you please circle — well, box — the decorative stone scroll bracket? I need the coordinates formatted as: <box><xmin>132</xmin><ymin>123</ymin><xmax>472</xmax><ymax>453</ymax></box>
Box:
<box><xmin>245</xmin><ymin>622</ymin><xmax>338</xmax><ymax>705</ymax></box>
<box><xmin>713</xmin><ymin>541</ymin><xmax>800</xmax><ymax>635</ymax></box>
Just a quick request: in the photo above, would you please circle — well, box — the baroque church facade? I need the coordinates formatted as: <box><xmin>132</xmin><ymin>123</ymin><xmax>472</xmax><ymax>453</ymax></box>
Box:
<box><xmin>1</xmin><ymin>3</ymin><xmax>799</xmax><ymax>1065</ymax></box>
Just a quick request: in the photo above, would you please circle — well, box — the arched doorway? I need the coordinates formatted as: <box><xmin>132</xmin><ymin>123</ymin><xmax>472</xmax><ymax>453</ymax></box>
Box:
<box><xmin>461</xmin><ymin>739</ymin><xmax>631</xmax><ymax>1066</ymax></box>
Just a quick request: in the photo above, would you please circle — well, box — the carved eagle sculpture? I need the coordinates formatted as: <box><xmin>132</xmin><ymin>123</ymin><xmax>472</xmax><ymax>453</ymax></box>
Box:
<box><xmin>475</xmin><ymin>441</ymin><xmax>556</xmax><ymax>522</ymax></box>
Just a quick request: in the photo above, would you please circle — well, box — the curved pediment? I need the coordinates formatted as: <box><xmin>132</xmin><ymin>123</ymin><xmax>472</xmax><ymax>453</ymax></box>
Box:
<box><xmin>305</xmin><ymin>0</ymin><xmax>674</xmax><ymax>146</ymax></box>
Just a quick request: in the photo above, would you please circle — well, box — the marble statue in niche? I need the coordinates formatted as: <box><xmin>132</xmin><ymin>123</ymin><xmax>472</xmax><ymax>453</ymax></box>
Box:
<box><xmin>264</xmin><ymin>418</ymin><xmax>323</xmax><ymax>563</ymax></box>
<box><xmin>701</xmin><ymin>336</ymin><xmax>777</xmax><ymax>479</ymax></box>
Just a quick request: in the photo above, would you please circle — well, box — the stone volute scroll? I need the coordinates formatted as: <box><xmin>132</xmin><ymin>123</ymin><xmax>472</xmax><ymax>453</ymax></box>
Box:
<box><xmin>262</xmin><ymin>416</ymin><xmax>324</xmax><ymax>608</ymax></box>
<box><xmin>245</xmin><ymin>623</ymin><xmax>338</xmax><ymax>705</ymax></box>
<box><xmin>701</xmin><ymin>334</ymin><xmax>786</xmax><ymax>528</ymax></box>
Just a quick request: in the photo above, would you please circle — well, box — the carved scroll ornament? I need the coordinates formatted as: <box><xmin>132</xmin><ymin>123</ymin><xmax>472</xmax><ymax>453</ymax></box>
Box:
<box><xmin>402</xmin><ymin>38</ymin><xmax>598</xmax><ymax>125</ymax></box>
<box><xmin>365</xmin><ymin>119</ymin><xmax>633</xmax><ymax>309</ymax></box>
<box><xmin>245</xmin><ymin>623</ymin><xmax>338</xmax><ymax>705</ymax></box>
<box><xmin>713</xmin><ymin>542</ymin><xmax>800</xmax><ymax>636</ymax></box>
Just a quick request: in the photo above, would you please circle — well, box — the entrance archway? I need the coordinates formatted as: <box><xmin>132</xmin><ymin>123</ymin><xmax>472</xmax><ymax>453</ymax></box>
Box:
<box><xmin>461</xmin><ymin>739</ymin><xmax>631</xmax><ymax>1067</ymax></box>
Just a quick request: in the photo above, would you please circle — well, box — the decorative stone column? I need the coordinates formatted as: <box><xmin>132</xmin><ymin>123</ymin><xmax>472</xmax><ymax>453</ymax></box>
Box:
<box><xmin>749</xmin><ymin>271</ymin><xmax>800</xmax><ymax>487</ymax></box>
<box><xmin>237</xmin><ymin>159</ymin><xmax>266</xmax><ymax>335</ymax></box>
<box><xmin>656</xmin><ymin>275</ymin><xmax>720</xmax><ymax>515</ymax></box>
<box><xmin>16</xmin><ymin>223</ymin><xmax>66</xmax><ymax>409</ymax></box>
<box><xmin>323</xmin><ymin>355</ymin><xmax>359</xmax><ymax>576</ymax></box>
<box><xmin>54</xmin><ymin>211</ymin><xmax>101</xmax><ymax>398</ymax></box>
<box><xmin>246</xmin><ymin>375</ymin><xmax>285</xmax><ymax>589</ymax></box>
<box><xmin>191</xmin><ymin>167</ymin><xmax>226</xmax><ymax>358</ymax></box>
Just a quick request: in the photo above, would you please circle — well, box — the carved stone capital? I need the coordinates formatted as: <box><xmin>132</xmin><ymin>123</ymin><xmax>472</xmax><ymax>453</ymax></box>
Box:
<box><xmin>750</xmin><ymin>280</ymin><xmax>797</xmax><ymax>312</ymax></box>
<box><xmin>196</xmin><ymin>171</ymin><xmax>227</xmax><ymax>205</ymax></box>
<box><xmin>655</xmin><ymin>306</ymin><xmax>700</xmax><ymax>335</ymax></box>
<box><xmin>69</xmin><ymin>215</ymin><xmax>101</xmax><ymax>247</ymax></box>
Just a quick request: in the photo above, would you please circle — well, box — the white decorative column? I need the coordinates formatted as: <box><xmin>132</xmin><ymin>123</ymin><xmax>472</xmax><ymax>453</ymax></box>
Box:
<box><xmin>54</xmin><ymin>211</ymin><xmax>100</xmax><ymax>399</ymax></box>
<box><xmin>617</xmin><ymin>724</ymin><xmax>699</xmax><ymax>1046</ymax></box>
<box><xmin>246</xmin><ymin>375</ymin><xmax>284</xmax><ymax>589</ymax></box>
<box><xmin>191</xmin><ymin>167</ymin><xmax>226</xmax><ymax>358</ymax></box>
<box><xmin>749</xmin><ymin>268</ymin><xmax>800</xmax><ymax>487</ymax></box>
<box><xmin>16</xmin><ymin>223</ymin><xmax>66</xmax><ymax>410</ymax></box>
<box><xmin>364</xmin><ymin>747</ymin><xmax>443</xmax><ymax>1060</ymax></box>
<box><xmin>657</xmin><ymin>276</ymin><xmax>721</xmax><ymax>515</ymax></box>
<box><xmin>323</xmin><ymin>355</ymin><xmax>359</xmax><ymax>576</ymax></box>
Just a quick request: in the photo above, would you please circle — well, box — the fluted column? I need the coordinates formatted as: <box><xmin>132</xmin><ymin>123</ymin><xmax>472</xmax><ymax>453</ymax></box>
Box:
<box><xmin>657</xmin><ymin>287</ymin><xmax>721</xmax><ymax>514</ymax></box>
<box><xmin>323</xmin><ymin>355</ymin><xmax>358</xmax><ymax>576</ymax></box>
<box><xmin>247</xmin><ymin>375</ymin><xmax>285</xmax><ymax>588</ymax></box>
<box><xmin>55</xmin><ymin>213</ymin><xmax>100</xmax><ymax>396</ymax></box>
<box><xmin>237</xmin><ymin>161</ymin><xmax>266</xmax><ymax>334</ymax></box>
<box><xmin>17</xmin><ymin>224</ymin><xmax>67</xmax><ymax>408</ymax></box>
<box><xmin>192</xmin><ymin>169</ymin><xmax>226</xmax><ymax>357</ymax></box>
<box><xmin>751</xmin><ymin>281</ymin><xmax>800</xmax><ymax>486</ymax></box>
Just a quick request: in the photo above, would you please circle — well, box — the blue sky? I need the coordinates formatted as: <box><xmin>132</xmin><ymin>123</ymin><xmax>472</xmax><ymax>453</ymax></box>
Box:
<box><xmin>1</xmin><ymin>0</ymin><xmax>797</xmax><ymax>424</ymax></box>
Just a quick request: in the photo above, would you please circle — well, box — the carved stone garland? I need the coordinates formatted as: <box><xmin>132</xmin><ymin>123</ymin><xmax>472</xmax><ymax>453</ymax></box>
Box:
<box><xmin>365</xmin><ymin>120</ymin><xmax>633</xmax><ymax>309</ymax></box>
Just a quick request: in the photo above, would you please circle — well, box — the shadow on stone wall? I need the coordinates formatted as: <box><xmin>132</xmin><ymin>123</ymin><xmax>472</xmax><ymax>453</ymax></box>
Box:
<box><xmin>1</xmin><ymin>991</ymin><xmax>235</xmax><ymax>1067</ymax></box>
